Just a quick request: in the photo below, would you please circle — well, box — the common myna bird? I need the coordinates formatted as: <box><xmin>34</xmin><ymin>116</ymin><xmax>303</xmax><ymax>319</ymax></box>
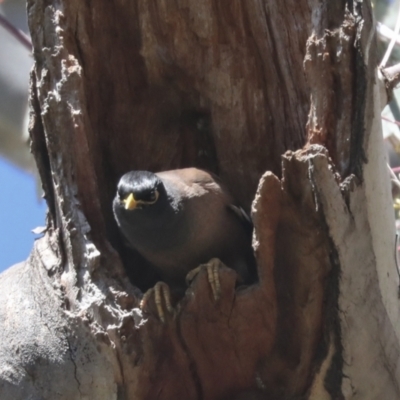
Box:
<box><xmin>113</xmin><ymin>168</ymin><xmax>254</xmax><ymax>302</ymax></box>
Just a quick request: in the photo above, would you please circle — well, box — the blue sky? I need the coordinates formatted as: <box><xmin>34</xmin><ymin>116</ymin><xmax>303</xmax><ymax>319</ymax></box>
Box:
<box><xmin>0</xmin><ymin>157</ymin><xmax>47</xmax><ymax>273</ymax></box>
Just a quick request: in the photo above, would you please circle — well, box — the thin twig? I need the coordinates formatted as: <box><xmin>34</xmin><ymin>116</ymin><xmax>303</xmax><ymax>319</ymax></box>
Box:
<box><xmin>388</xmin><ymin>165</ymin><xmax>400</xmax><ymax>190</ymax></box>
<box><xmin>395</xmin><ymin>234</ymin><xmax>400</xmax><ymax>298</ymax></box>
<box><xmin>0</xmin><ymin>13</ymin><xmax>32</xmax><ymax>52</ymax></box>
<box><xmin>382</xmin><ymin>115</ymin><xmax>400</xmax><ymax>127</ymax></box>
<box><xmin>377</xmin><ymin>22</ymin><xmax>400</xmax><ymax>46</ymax></box>
<box><xmin>380</xmin><ymin>3</ymin><xmax>400</xmax><ymax>68</ymax></box>
<box><xmin>388</xmin><ymin>165</ymin><xmax>400</xmax><ymax>296</ymax></box>
<box><xmin>389</xmin><ymin>163</ymin><xmax>399</xmax><ymax>180</ymax></box>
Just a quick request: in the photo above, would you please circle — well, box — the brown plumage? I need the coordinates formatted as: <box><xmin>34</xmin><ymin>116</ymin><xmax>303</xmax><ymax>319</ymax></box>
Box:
<box><xmin>113</xmin><ymin>168</ymin><xmax>254</xmax><ymax>290</ymax></box>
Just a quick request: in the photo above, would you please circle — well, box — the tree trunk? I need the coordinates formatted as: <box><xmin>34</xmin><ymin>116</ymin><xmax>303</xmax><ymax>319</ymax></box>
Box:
<box><xmin>0</xmin><ymin>1</ymin><xmax>398</xmax><ymax>399</ymax></box>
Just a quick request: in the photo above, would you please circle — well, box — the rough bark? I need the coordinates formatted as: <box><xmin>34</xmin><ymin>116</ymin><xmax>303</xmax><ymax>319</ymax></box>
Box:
<box><xmin>0</xmin><ymin>1</ymin><xmax>398</xmax><ymax>399</ymax></box>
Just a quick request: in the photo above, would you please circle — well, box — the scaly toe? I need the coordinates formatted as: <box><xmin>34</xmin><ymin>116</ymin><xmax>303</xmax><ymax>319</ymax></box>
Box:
<box><xmin>186</xmin><ymin>258</ymin><xmax>223</xmax><ymax>301</ymax></box>
<box><xmin>140</xmin><ymin>282</ymin><xmax>174</xmax><ymax>323</ymax></box>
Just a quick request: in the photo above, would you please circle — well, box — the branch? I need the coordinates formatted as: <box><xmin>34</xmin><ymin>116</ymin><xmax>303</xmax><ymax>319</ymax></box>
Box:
<box><xmin>379</xmin><ymin>63</ymin><xmax>400</xmax><ymax>108</ymax></box>
<box><xmin>0</xmin><ymin>14</ymin><xmax>32</xmax><ymax>52</ymax></box>
<box><xmin>380</xmin><ymin>2</ymin><xmax>400</xmax><ymax>68</ymax></box>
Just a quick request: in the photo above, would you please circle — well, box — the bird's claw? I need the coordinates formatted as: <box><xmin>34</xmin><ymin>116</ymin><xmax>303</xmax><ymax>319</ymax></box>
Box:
<box><xmin>140</xmin><ymin>282</ymin><xmax>173</xmax><ymax>323</ymax></box>
<box><xmin>186</xmin><ymin>258</ymin><xmax>222</xmax><ymax>301</ymax></box>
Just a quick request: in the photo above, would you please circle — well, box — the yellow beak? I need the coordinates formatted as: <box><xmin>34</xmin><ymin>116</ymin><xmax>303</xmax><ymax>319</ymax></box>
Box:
<box><xmin>123</xmin><ymin>193</ymin><xmax>137</xmax><ymax>210</ymax></box>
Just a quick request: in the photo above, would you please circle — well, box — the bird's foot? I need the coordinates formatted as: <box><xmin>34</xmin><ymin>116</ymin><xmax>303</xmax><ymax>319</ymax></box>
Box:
<box><xmin>140</xmin><ymin>282</ymin><xmax>174</xmax><ymax>323</ymax></box>
<box><xmin>186</xmin><ymin>258</ymin><xmax>222</xmax><ymax>301</ymax></box>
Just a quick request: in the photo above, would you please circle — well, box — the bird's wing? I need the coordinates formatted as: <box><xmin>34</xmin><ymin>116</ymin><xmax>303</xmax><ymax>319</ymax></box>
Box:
<box><xmin>227</xmin><ymin>204</ymin><xmax>253</xmax><ymax>233</ymax></box>
<box><xmin>157</xmin><ymin>168</ymin><xmax>215</xmax><ymax>185</ymax></box>
<box><xmin>156</xmin><ymin>168</ymin><xmax>220</xmax><ymax>198</ymax></box>
<box><xmin>157</xmin><ymin>168</ymin><xmax>253</xmax><ymax>229</ymax></box>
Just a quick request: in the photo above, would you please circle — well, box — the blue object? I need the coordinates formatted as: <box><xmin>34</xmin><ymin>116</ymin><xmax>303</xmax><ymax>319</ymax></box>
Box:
<box><xmin>0</xmin><ymin>158</ymin><xmax>47</xmax><ymax>272</ymax></box>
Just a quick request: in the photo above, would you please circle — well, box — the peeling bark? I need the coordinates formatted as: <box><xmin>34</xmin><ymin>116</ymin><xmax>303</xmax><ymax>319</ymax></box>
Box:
<box><xmin>0</xmin><ymin>0</ymin><xmax>399</xmax><ymax>399</ymax></box>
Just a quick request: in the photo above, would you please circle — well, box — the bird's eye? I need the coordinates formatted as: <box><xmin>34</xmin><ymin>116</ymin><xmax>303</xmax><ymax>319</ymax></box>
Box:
<box><xmin>147</xmin><ymin>189</ymin><xmax>159</xmax><ymax>204</ymax></box>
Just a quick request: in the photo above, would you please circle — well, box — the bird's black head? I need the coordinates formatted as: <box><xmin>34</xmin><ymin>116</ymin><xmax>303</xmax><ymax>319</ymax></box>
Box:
<box><xmin>115</xmin><ymin>171</ymin><xmax>165</xmax><ymax>212</ymax></box>
<box><xmin>113</xmin><ymin>170</ymin><xmax>181</xmax><ymax>255</ymax></box>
